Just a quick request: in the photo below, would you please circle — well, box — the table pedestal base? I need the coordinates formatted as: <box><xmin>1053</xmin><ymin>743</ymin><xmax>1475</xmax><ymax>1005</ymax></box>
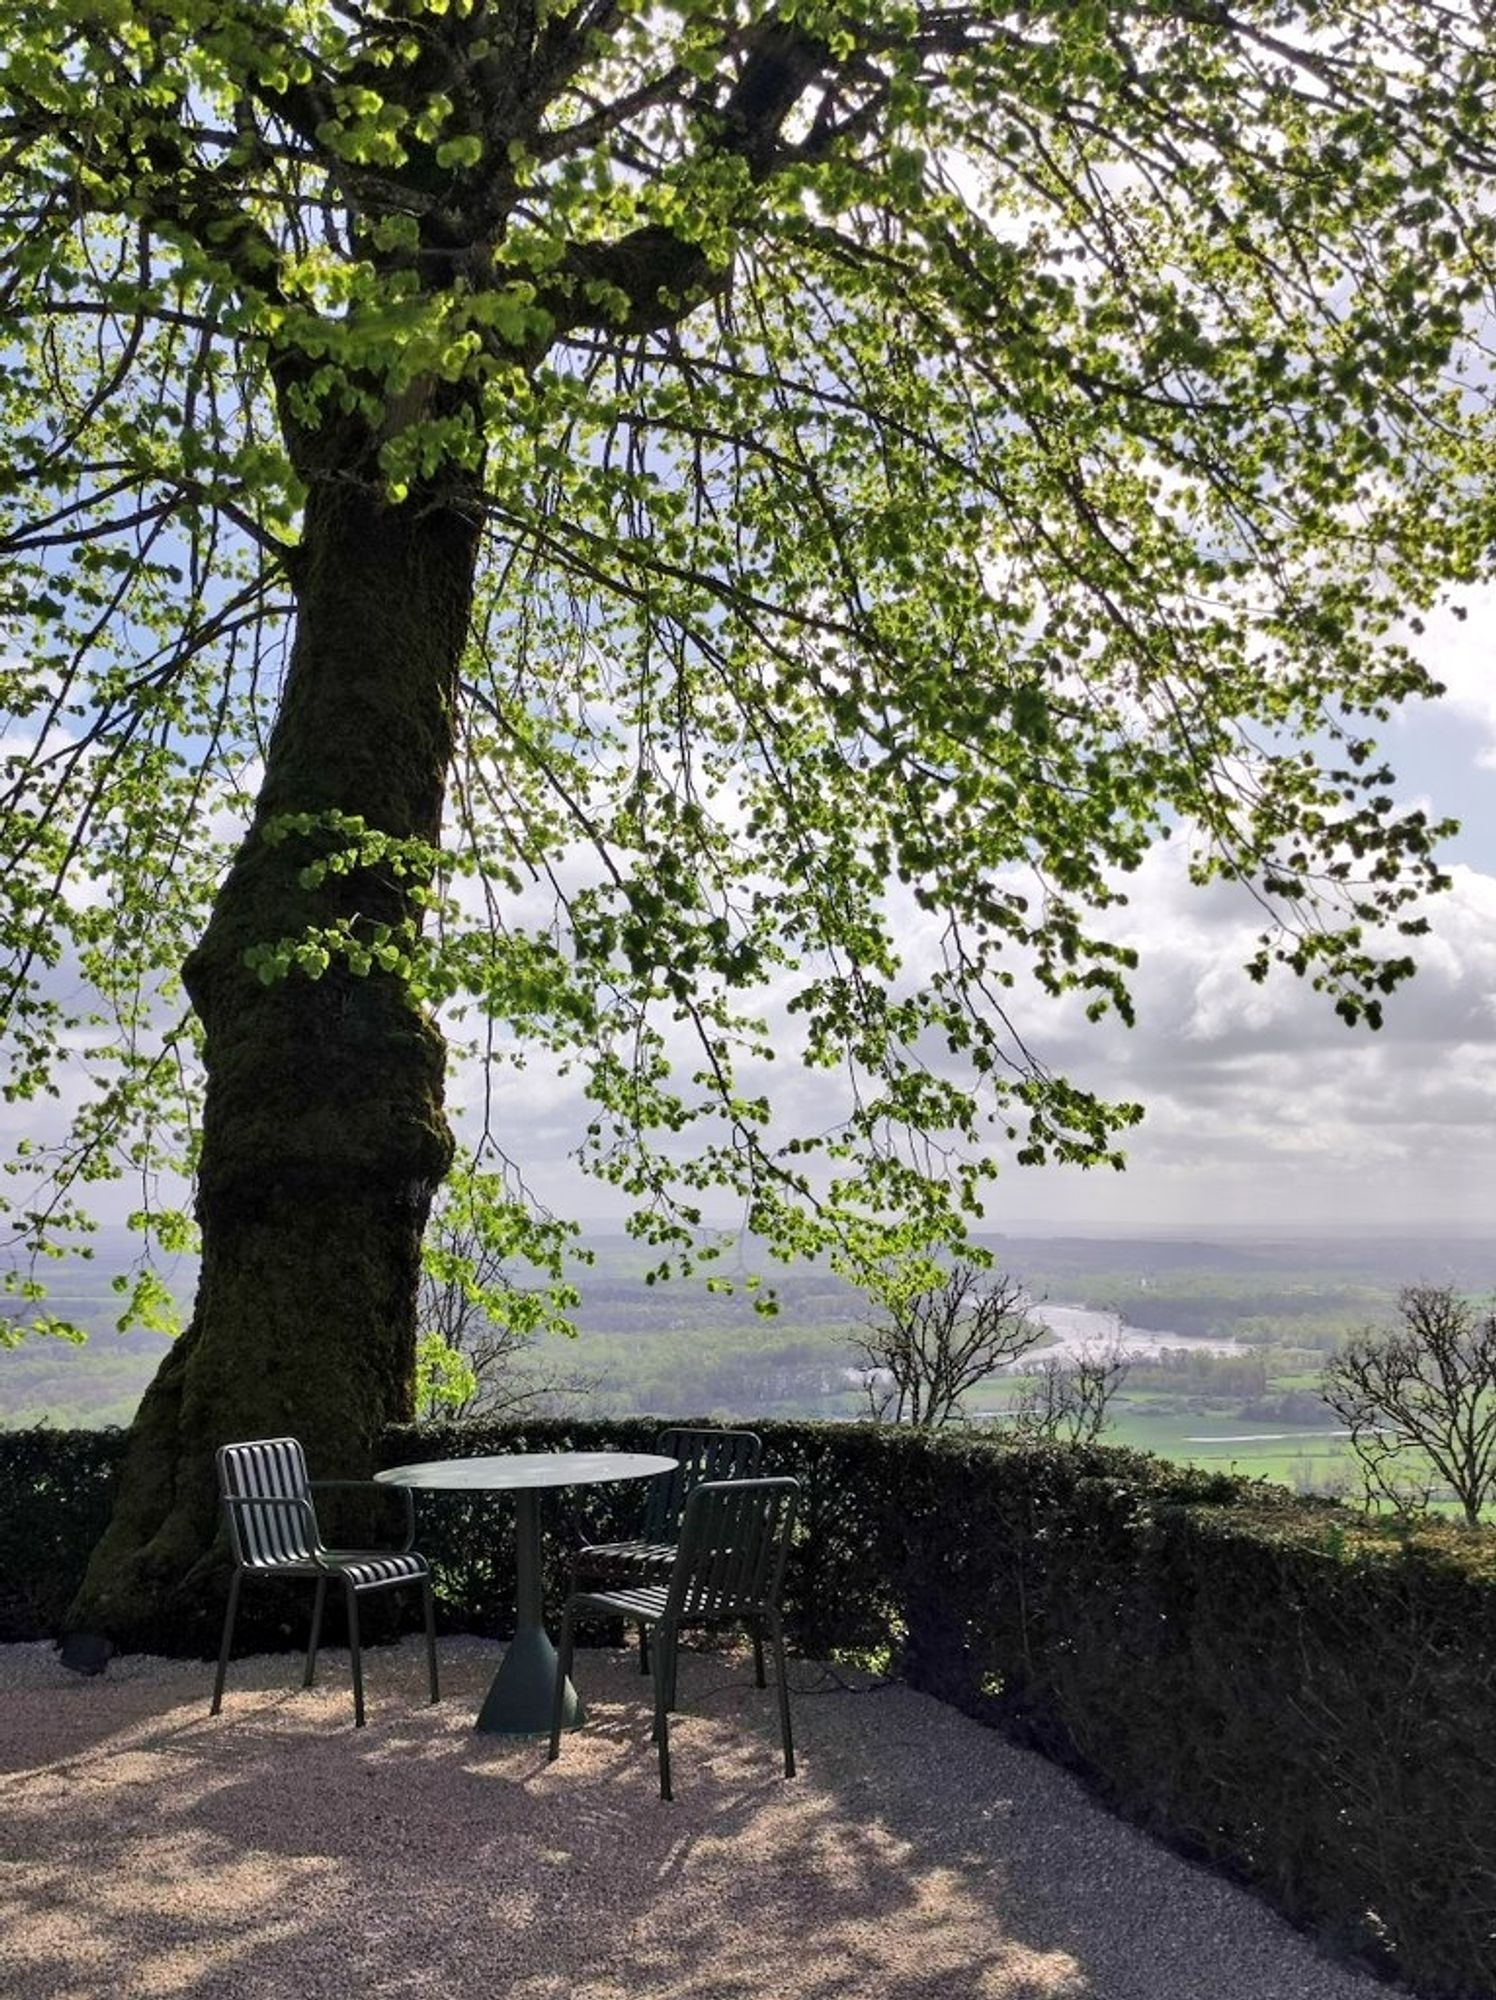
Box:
<box><xmin>474</xmin><ymin>1487</ymin><xmax>583</xmax><ymax>1736</ymax></box>
<box><xmin>475</xmin><ymin>1626</ymin><xmax>583</xmax><ymax>1736</ymax></box>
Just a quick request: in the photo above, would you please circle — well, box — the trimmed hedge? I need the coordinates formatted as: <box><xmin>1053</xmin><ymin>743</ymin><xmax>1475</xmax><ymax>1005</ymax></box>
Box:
<box><xmin>0</xmin><ymin>1426</ymin><xmax>128</xmax><ymax>1642</ymax></box>
<box><xmin>3</xmin><ymin>1415</ymin><xmax>1492</xmax><ymax>1997</ymax></box>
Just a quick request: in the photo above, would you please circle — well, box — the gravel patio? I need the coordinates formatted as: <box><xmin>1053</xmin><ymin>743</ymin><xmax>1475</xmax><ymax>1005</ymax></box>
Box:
<box><xmin>0</xmin><ymin>1633</ymin><xmax>1404</xmax><ymax>2000</ymax></box>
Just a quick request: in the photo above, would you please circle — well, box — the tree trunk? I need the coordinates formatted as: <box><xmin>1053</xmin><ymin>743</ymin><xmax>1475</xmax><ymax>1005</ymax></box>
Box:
<box><xmin>67</xmin><ymin>468</ymin><xmax>481</xmax><ymax>1654</ymax></box>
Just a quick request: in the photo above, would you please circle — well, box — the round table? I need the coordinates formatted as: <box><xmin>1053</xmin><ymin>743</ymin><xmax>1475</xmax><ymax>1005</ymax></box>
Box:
<box><xmin>375</xmin><ymin>1451</ymin><xmax>677</xmax><ymax>1735</ymax></box>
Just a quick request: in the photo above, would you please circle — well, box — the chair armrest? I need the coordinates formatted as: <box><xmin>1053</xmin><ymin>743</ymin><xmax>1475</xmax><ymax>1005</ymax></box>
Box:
<box><xmin>310</xmin><ymin>1479</ymin><xmax>416</xmax><ymax>1552</ymax></box>
<box><xmin>221</xmin><ymin>1492</ymin><xmax>321</xmax><ymax>1543</ymax></box>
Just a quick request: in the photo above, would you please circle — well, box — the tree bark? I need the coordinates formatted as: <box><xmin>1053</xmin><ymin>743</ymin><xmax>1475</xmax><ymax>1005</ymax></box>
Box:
<box><xmin>67</xmin><ymin>466</ymin><xmax>481</xmax><ymax>1654</ymax></box>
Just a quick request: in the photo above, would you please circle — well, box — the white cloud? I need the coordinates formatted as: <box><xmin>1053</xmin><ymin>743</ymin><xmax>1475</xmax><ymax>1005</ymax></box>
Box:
<box><xmin>8</xmin><ymin>668</ymin><xmax>1493</xmax><ymax>1249</ymax></box>
<box><xmin>982</xmin><ymin>841</ymin><xmax>1496</xmax><ymax>1231</ymax></box>
<box><xmin>442</xmin><ymin>825</ymin><xmax>1496</xmax><ymax>1239</ymax></box>
<box><xmin>1414</xmin><ymin>585</ymin><xmax>1496</xmax><ymax>769</ymax></box>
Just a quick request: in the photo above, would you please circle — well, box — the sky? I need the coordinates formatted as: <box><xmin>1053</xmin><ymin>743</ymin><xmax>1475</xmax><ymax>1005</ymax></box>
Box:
<box><xmin>467</xmin><ymin>582</ymin><xmax>1496</xmax><ymax>1244</ymax></box>
<box><xmin>4</xmin><ymin>584</ymin><xmax>1489</xmax><ymax>1256</ymax></box>
<box><xmin>980</xmin><ymin>583</ymin><xmax>1496</xmax><ymax>1238</ymax></box>
<box><xmin>4</xmin><ymin>573</ymin><xmax>1491</xmax><ymax>1261</ymax></box>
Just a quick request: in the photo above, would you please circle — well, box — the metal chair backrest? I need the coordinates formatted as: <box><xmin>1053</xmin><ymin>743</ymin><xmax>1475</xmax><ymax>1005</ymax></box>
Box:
<box><xmin>217</xmin><ymin>1437</ymin><xmax>320</xmax><ymax>1569</ymax></box>
<box><xmin>665</xmin><ymin>1477</ymin><xmax>798</xmax><ymax>1624</ymax></box>
<box><xmin>643</xmin><ymin>1427</ymin><xmax>762</xmax><ymax>1542</ymax></box>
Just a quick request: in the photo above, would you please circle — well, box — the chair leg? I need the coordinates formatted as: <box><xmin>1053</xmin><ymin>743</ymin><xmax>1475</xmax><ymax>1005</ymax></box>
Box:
<box><xmin>638</xmin><ymin>1621</ymin><xmax>650</xmax><ymax>1674</ymax></box>
<box><xmin>751</xmin><ymin>1619</ymin><xmax>766</xmax><ymax>1689</ymax></box>
<box><xmin>664</xmin><ymin>1637</ymin><xmax>679</xmax><ymax>1714</ymax></box>
<box><xmin>548</xmin><ymin>1601</ymin><xmax>578</xmax><ymax>1764</ymax></box>
<box><xmin>422</xmin><ymin>1575</ymin><xmax>439</xmax><ymax>1705</ymax></box>
<box><xmin>210</xmin><ymin>1570</ymin><xmax>242</xmax><ymax>1717</ymax></box>
<box><xmin>652</xmin><ymin>1624</ymin><xmax>674</xmax><ymax>1802</ymax></box>
<box><xmin>345</xmin><ymin>1577</ymin><xmax>366</xmax><ymax>1728</ymax></box>
<box><xmin>770</xmin><ymin>1612</ymin><xmax>794</xmax><ymax>1779</ymax></box>
<box><xmin>304</xmin><ymin>1574</ymin><xmax>328</xmax><ymax>1689</ymax></box>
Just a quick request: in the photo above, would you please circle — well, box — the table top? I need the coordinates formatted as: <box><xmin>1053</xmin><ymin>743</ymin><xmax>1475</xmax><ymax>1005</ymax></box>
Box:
<box><xmin>374</xmin><ymin>1451</ymin><xmax>677</xmax><ymax>1493</ymax></box>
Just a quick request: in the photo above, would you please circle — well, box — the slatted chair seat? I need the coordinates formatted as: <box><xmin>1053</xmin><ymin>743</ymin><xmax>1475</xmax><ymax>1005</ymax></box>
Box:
<box><xmin>575</xmin><ymin>1580</ymin><xmax>672</xmax><ymax>1622</ymax></box>
<box><xmin>317</xmin><ymin>1550</ymin><xmax>431</xmax><ymax>1589</ymax></box>
<box><xmin>550</xmin><ymin>1476</ymin><xmax>800</xmax><ymax>1801</ymax></box>
<box><xmin>211</xmin><ymin>1437</ymin><xmax>439</xmax><ymax>1729</ymax></box>
<box><xmin>570</xmin><ymin>1540</ymin><xmax>677</xmax><ymax>1584</ymax></box>
<box><xmin>571</xmin><ymin>1428</ymin><xmax>763</xmax><ymax>1675</ymax></box>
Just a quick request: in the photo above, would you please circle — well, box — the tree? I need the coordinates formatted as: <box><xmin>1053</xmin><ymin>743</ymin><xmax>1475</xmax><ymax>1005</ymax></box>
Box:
<box><xmin>414</xmin><ymin>1166</ymin><xmax>597</xmax><ymax>1419</ymax></box>
<box><xmin>0</xmin><ymin>3</ymin><xmax>1488</xmax><ymax>1647</ymax></box>
<box><xmin>854</xmin><ymin>1263</ymin><xmax>1041</xmax><ymax>1426</ymax></box>
<box><xmin>1322</xmin><ymin>1285</ymin><xmax>1496</xmax><ymax>1527</ymax></box>
<box><xmin>1010</xmin><ymin>1344</ymin><xmax>1130</xmax><ymax>1445</ymax></box>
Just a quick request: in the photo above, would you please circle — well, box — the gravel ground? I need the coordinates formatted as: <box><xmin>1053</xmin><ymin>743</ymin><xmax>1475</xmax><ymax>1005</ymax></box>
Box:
<box><xmin>0</xmin><ymin>1634</ymin><xmax>1403</xmax><ymax>2000</ymax></box>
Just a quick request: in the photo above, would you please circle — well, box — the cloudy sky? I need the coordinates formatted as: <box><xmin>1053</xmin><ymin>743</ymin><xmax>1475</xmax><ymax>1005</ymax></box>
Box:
<box><xmin>472</xmin><ymin>584</ymin><xmax>1496</xmax><ymax>1243</ymax></box>
<box><xmin>6</xmin><ymin>590</ymin><xmax>1488</xmax><ymax>1254</ymax></box>
<box><xmin>978</xmin><ymin>587</ymin><xmax>1496</xmax><ymax>1236</ymax></box>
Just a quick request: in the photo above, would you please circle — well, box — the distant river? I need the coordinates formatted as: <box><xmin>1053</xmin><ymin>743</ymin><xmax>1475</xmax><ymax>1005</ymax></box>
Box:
<box><xmin>1029</xmin><ymin>1302</ymin><xmax>1247</xmax><ymax>1362</ymax></box>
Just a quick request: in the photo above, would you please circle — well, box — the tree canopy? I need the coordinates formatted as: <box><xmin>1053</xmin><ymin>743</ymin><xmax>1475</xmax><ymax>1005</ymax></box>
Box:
<box><xmin>0</xmin><ymin>0</ymin><xmax>1492</xmax><ymax>1638</ymax></box>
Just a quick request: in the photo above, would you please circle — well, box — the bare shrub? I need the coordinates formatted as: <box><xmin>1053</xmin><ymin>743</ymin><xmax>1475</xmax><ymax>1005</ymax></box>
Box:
<box><xmin>1011</xmin><ymin>1344</ymin><xmax>1130</xmax><ymax>1444</ymax></box>
<box><xmin>1321</xmin><ymin>1284</ymin><xmax>1496</xmax><ymax>1525</ymax></box>
<box><xmin>853</xmin><ymin>1263</ymin><xmax>1042</xmax><ymax>1427</ymax></box>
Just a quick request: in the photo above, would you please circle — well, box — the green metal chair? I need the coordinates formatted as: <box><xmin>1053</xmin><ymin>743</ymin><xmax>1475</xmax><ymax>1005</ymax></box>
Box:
<box><xmin>550</xmin><ymin>1475</ymin><xmax>799</xmax><ymax>1801</ymax></box>
<box><xmin>571</xmin><ymin>1426</ymin><xmax>763</xmax><ymax>1675</ymax></box>
<box><xmin>210</xmin><ymin>1436</ymin><xmax>439</xmax><ymax>1729</ymax></box>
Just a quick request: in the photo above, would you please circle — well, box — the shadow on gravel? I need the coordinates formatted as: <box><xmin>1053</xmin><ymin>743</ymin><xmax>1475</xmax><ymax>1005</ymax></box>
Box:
<box><xmin>0</xmin><ymin>1637</ymin><xmax>1392</xmax><ymax>2000</ymax></box>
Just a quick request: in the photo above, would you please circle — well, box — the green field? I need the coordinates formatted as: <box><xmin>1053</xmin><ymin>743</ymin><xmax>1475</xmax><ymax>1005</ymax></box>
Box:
<box><xmin>1105</xmin><ymin>1406</ymin><xmax>1360</xmax><ymax>1496</ymax></box>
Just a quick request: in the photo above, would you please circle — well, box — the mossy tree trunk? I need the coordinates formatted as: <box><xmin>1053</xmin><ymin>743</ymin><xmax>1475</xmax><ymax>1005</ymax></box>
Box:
<box><xmin>67</xmin><ymin>460</ymin><xmax>481</xmax><ymax>1654</ymax></box>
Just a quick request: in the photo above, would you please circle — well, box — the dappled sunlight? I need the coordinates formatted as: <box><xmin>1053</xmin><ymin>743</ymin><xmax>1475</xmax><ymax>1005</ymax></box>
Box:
<box><xmin>2</xmin><ymin>1835</ymin><xmax>335</xmax><ymax>1997</ymax></box>
<box><xmin>0</xmin><ymin>1636</ymin><xmax>1389</xmax><ymax>2000</ymax></box>
<box><xmin>0</xmin><ymin>1694</ymin><xmax>342</xmax><ymax>1999</ymax></box>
